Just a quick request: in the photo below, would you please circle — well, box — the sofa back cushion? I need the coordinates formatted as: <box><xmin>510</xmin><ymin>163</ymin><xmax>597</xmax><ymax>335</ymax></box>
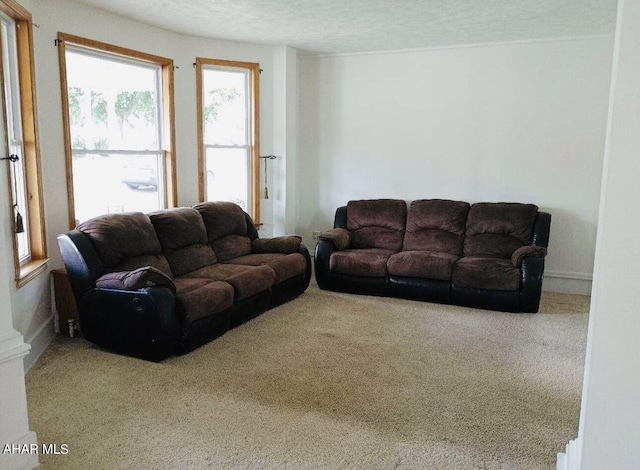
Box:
<box><xmin>77</xmin><ymin>212</ymin><xmax>172</xmax><ymax>276</ymax></box>
<box><xmin>403</xmin><ymin>199</ymin><xmax>470</xmax><ymax>255</ymax></box>
<box><xmin>149</xmin><ymin>208</ymin><xmax>217</xmax><ymax>277</ymax></box>
<box><xmin>464</xmin><ymin>203</ymin><xmax>539</xmax><ymax>258</ymax></box>
<box><xmin>347</xmin><ymin>199</ymin><xmax>406</xmax><ymax>251</ymax></box>
<box><xmin>193</xmin><ymin>202</ymin><xmax>252</xmax><ymax>262</ymax></box>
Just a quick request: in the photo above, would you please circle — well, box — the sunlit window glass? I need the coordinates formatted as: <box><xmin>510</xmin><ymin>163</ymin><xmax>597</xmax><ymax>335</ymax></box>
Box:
<box><xmin>65</xmin><ymin>47</ymin><xmax>165</xmax><ymax>223</ymax></box>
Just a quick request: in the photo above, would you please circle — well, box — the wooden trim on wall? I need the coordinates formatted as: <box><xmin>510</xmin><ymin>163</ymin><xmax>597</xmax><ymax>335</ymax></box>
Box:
<box><xmin>195</xmin><ymin>58</ymin><xmax>205</xmax><ymax>202</ymax></box>
<box><xmin>162</xmin><ymin>62</ymin><xmax>177</xmax><ymax>208</ymax></box>
<box><xmin>57</xmin><ymin>33</ymin><xmax>173</xmax><ymax>67</ymax></box>
<box><xmin>2</xmin><ymin>0</ymin><xmax>49</xmax><ymax>286</ymax></box>
<box><xmin>195</xmin><ymin>57</ymin><xmax>261</xmax><ymax>224</ymax></box>
<box><xmin>17</xmin><ymin>12</ymin><xmax>46</xmax><ymax>260</ymax></box>
<box><xmin>197</xmin><ymin>58</ymin><xmax>260</xmax><ymax>71</ymax></box>
<box><xmin>56</xmin><ymin>34</ymin><xmax>76</xmax><ymax>229</ymax></box>
<box><xmin>0</xmin><ymin>0</ymin><xmax>29</xmax><ymax>19</ymax></box>
<box><xmin>251</xmin><ymin>62</ymin><xmax>260</xmax><ymax>225</ymax></box>
<box><xmin>57</xmin><ymin>32</ymin><xmax>177</xmax><ymax>226</ymax></box>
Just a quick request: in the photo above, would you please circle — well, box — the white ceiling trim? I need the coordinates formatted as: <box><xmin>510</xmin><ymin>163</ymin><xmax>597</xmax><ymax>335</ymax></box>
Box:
<box><xmin>301</xmin><ymin>33</ymin><xmax>616</xmax><ymax>59</ymax></box>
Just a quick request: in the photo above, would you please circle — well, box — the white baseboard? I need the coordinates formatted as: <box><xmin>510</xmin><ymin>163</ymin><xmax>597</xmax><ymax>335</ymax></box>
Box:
<box><xmin>544</xmin><ymin>270</ymin><xmax>593</xmax><ymax>296</ymax></box>
<box><xmin>0</xmin><ymin>431</ymin><xmax>39</xmax><ymax>470</ymax></box>
<box><xmin>557</xmin><ymin>437</ymin><xmax>581</xmax><ymax>470</ymax></box>
<box><xmin>23</xmin><ymin>314</ymin><xmax>56</xmax><ymax>373</ymax></box>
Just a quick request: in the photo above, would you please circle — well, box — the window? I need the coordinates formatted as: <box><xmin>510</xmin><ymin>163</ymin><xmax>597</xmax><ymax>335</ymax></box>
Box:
<box><xmin>58</xmin><ymin>33</ymin><xmax>176</xmax><ymax>226</ymax></box>
<box><xmin>196</xmin><ymin>58</ymin><xmax>260</xmax><ymax>224</ymax></box>
<box><xmin>0</xmin><ymin>0</ymin><xmax>47</xmax><ymax>287</ymax></box>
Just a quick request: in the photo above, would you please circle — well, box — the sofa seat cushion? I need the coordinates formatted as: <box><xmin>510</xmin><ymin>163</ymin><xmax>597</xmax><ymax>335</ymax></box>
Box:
<box><xmin>452</xmin><ymin>257</ymin><xmax>521</xmax><ymax>291</ymax></box>
<box><xmin>226</xmin><ymin>253</ymin><xmax>306</xmax><ymax>284</ymax></box>
<box><xmin>387</xmin><ymin>250</ymin><xmax>459</xmax><ymax>281</ymax></box>
<box><xmin>182</xmin><ymin>264</ymin><xmax>276</xmax><ymax>300</ymax></box>
<box><xmin>330</xmin><ymin>248</ymin><xmax>396</xmax><ymax>277</ymax></box>
<box><xmin>173</xmin><ymin>278</ymin><xmax>234</xmax><ymax>323</ymax></box>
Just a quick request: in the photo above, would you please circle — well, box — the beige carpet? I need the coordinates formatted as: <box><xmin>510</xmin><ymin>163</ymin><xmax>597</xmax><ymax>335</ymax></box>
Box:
<box><xmin>26</xmin><ymin>283</ymin><xmax>590</xmax><ymax>470</ymax></box>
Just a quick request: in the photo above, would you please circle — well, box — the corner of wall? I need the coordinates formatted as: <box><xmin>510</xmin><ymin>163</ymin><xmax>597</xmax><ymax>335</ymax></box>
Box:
<box><xmin>271</xmin><ymin>46</ymin><xmax>298</xmax><ymax>237</ymax></box>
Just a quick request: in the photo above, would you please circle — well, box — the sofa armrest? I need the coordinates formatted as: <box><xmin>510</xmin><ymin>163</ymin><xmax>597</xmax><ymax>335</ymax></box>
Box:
<box><xmin>298</xmin><ymin>243</ymin><xmax>313</xmax><ymax>292</ymax></box>
<box><xmin>79</xmin><ymin>286</ymin><xmax>181</xmax><ymax>361</ymax></box>
<box><xmin>511</xmin><ymin>245</ymin><xmax>548</xmax><ymax>267</ymax></box>
<box><xmin>58</xmin><ymin>230</ymin><xmax>104</xmax><ymax>303</ymax></box>
<box><xmin>519</xmin><ymin>257</ymin><xmax>546</xmax><ymax>313</ymax></box>
<box><xmin>314</xmin><ymin>239</ymin><xmax>337</xmax><ymax>290</ymax></box>
<box><xmin>95</xmin><ymin>266</ymin><xmax>176</xmax><ymax>293</ymax></box>
<box><xmin>252</xmin><ymin>236</ymin><xmax>302</xmax><ymax>254</ymax></box>
<box><xmin>319</xmin><ymin>228</ymin><xmax>351</xmax><ymax>251</ymax></box>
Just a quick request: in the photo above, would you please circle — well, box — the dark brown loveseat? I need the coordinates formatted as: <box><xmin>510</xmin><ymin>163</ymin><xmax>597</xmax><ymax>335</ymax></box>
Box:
<box><xmin>315</xmin><ymin>199</ymin><xmax>550</xmax><ymax>313</ymax></box>
<box><xmin>58</xmin><ymin>202</ymin><xmax>311</xmax><ymax>361</ymax></box>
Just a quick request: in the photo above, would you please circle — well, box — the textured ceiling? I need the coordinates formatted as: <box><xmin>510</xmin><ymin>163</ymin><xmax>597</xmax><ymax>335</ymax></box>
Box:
<box><xmin>71</xmin><ymin>0</ymin><xmax>618</xmax><ymax>55</ymax></box>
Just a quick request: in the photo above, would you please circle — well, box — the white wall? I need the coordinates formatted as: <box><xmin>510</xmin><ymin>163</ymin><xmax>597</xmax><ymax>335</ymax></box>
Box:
<box><xmin>577</xmin><ymin>0</ymin><xmax>640</xmax><ymax>467</ymax></box>
<box><xmin>297</xmin><ymin>38</ymin><xmax>614</xmax><ymax>294</ymax></box>
<box><xmin>0</xmin><ymin>0</ymin><xmax>297</xmax><ymax>367</ymax></box>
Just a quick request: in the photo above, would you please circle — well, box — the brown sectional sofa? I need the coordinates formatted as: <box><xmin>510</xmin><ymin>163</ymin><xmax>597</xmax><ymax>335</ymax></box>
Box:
<box><xmin>315</xmin><ymin>199</ymin><xmax>550</xmax><ymax>313</ymax></box>
<box><xmin>58</xmin><ymin>202</ymin><xmax>311</xmax><ymax>361</ymax></box>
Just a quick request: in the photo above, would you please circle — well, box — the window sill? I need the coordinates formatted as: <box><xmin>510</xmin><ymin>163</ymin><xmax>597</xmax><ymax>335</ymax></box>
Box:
<box><xmin>16</xmin><ymin>258</ymin><xmax>49</xmax><ymax>288</ymax></box>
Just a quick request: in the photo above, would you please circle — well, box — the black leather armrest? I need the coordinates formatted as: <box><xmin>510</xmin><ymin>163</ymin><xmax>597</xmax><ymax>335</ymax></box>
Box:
<box><xmin>519</xmin><ymin>257</ymin><xmax>545</xmax><ymax>313</ymax></box>
<box><xmin>78</xmin><ymin>286</ymin><xmax>181</xmax><ymax>361</ymax></box>
<box><xmin>298</xmin><ymin>244</ymin><xmax>312</xmax><ymax>292</ymax></box>
<box><xmin>334</xmin><ymin>206</ymin><xmax>348</xmax><ymax>229</ymax></box>
<box><xmin>58</xmin><ymin>230</ymin><xmax>104</xmax><ymax>303</ymax></box>
<box><xmin>314</xmin><ymin>239</ymin><xmax>335</xmax><ymax>290</ymax></box>
<box><xmin>517</xmin><ymin>210</ymin><xmax>551</xmax><ymax>313</ymax></box>
<box><xmin>532</xmin><ymin>212</ymin><xmax>552</xmax><ymax>247</ymax></box>
<box><xmin>315</xmin><ymin>203</ymin><xmax>348</xmax><ymax>290</ymax></box>
<box><xmin>244</xmin><ymin>211</ymin><xmax>259</xmax><ymax>240</ymax></box>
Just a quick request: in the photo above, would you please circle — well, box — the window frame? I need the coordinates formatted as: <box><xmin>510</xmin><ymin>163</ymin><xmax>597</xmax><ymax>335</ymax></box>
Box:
<box><xmin>195</xmin><ymin>57</ymin><xmax>260</xmax><ymax>225</ymax></box>
<box><xmin>0</xmin><ymin>0</ymin><xmax>47</xmax><ymax>287</ymax></box>
<box><xmin>2</xmin><ymin>13</ymin><xmax>30</xmax><ymax>264</ymax></box>
<box><xmin>57</xmin><ymin>32</ymin><xmax>177</xmax><ymax>228</ymax></box>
